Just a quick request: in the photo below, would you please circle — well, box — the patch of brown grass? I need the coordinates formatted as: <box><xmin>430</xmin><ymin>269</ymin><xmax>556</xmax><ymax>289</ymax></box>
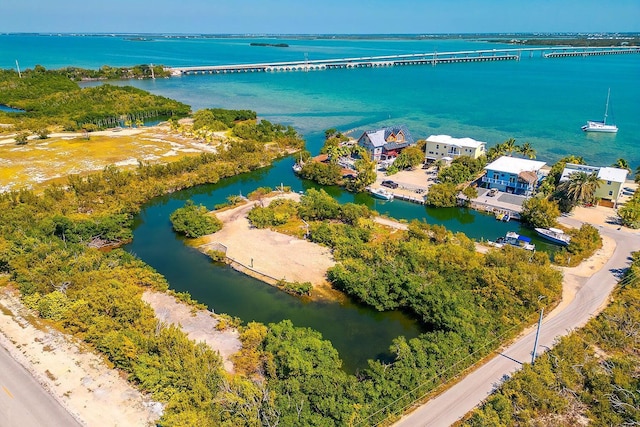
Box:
<box><xmin>0</xmin><ymin>126</ymin><xmax>219</xmax><ymax>192</ymax></box>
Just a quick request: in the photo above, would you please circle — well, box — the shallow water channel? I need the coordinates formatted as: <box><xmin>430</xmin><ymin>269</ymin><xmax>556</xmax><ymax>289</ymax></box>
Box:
<box><xmin>125</xmin><ymin>156</ymin><xmax>557</xmax><ymax>372</ymax></box>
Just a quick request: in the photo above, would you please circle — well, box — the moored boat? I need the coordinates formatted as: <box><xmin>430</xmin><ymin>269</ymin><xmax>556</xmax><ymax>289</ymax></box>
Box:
<box><xmin>534</xmin><ymin>227</ymin><xmax>571</xmax><ymax>246</ymax></box>
<box><xmin>582</xmin><ymin>88</ymin><xmax>618</xmax><ymax>133</ymax></box>
<box><xmin>495</xmin><ymin>211</ymin><xmax>510</xmax><ymax>222</ymax></box>
<box><xmin>367</xmin><ymin>187</ymin><xmax>394</xmax><ymax>201</ymax></box>
<box><xmin>489</xmin><ymin>231</ymin><xmax>535</xmax><ymax>251</ymax></box>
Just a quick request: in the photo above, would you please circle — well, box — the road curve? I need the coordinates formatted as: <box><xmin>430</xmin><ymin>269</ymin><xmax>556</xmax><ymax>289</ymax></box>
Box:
<box><xmin>395</xmin><ymin>224</ymin><xmax>639</xmax><ymax>427</ymax></box>
<box><xmin>0</xmin><ymin>344</ymin><xmax>82</xmax><ymax>427</ymax></box>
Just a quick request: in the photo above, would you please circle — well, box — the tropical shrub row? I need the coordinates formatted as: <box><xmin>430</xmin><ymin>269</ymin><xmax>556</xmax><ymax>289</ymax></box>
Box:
<box><xmin>0</xmin><ymin>68</ymin><xmax>190</xmax><ymax>131</ymax></box>
<box><xmin>463</xmin><ymin>251</ymin><xmax>640</xmax><ymax>426</ymax></box>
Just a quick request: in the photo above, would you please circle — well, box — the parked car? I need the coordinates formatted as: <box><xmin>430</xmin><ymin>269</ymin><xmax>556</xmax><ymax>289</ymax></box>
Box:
<box><xmin>381</xmin><ymin>180</ymin><xmax>399</xmax><ymax>189</ymax></box>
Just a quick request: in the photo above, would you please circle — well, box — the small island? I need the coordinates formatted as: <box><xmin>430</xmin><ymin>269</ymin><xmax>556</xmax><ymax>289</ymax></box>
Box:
<box><xmin>250</xmin><ymin>42</ymin><xmax>289</xmax><ymax>48</ymax></box>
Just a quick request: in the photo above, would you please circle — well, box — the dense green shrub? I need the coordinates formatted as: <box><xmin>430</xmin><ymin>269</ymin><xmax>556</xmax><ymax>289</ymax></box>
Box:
<box><xmin>170</xmin><ymin>200</ymin><xmax>222</xmax><ymax>238</ymax></box>
<box><xmin>553</xmin><ymin>223</ymin><xmax>602</xmax><ymax>266</ymax></box>
<box><xmin>618</xmin><ymin>192</ymin><xmax>640</xmax><ymax>229</ymax></box>
<box><xmin>425</xmin><ymin>182</ymin><xmax>459</xmax><ymax>207</ymax></box>
<box><xmin>465</xmin><ymin>252</ymin><xmax>640</xmax><ymax>426</ymax></box>
<box><xmin>247</xmin><ymin>198</ymin><xmax>298</xmax><ymax>228</ymax></box>
<box><xmin>298</xmin><ymin>161</ymin><xmax>342</xmax><ymax>186</ymax></box>
<box><xmin>520</xmin><ymin>197</ymin><xmax>561</xmax><ymax>228</ymax></box>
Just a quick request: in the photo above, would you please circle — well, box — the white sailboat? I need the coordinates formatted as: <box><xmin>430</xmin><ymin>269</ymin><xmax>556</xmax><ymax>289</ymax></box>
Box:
<box><xmin>582</xmin><ymin>89</ymin><xmax>618</xmax><ymax>133</ymax></box>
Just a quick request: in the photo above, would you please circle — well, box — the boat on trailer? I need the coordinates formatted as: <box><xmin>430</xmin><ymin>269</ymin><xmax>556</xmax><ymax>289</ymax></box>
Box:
<box><xmin>534</xmin><ymin>227</ymin><xmax>571</xmax><ymax>246</ymax></box>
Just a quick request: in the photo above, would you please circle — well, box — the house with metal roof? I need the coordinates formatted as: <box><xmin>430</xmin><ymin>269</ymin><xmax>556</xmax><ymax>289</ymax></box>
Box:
<box><xmin>560</xmin><ymin>163</ymin><xmax>628</xmax><ymax>205</ymax></box>
<box><xmin>482</xmin><ymin>156</ymin><xmax>546</xmax><ymax>196</ymax></box>
<box><xmin>424</xmin><ymin>135</ymin><xmax>487</xmax><ymax>162</ymax></box>
<box><xmin>357</xmin><ymin>125</ymin><xmax>415</xmax><ymax>161</ymax></box>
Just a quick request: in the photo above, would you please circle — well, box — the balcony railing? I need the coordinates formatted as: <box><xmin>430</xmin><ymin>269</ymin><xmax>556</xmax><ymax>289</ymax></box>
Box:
<box><xmin>482</xmin><ymin>176</ymin><xmax>531</xmax><ymax>190</ymax></box>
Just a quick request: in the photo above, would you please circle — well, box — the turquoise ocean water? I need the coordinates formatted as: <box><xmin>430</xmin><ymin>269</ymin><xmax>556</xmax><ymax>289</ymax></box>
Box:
<box><xmin>1</xmin><ymin>34</ymin><xmax>639</xmax><ymax>167</ymax></box>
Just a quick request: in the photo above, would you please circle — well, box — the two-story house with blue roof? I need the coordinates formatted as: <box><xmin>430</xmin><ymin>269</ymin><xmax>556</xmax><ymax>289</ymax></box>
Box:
<box><xmin>357</xmin><ymin>125</ymin><xmax>415</xmax><ymax>162</ymax></box>
<box><xmin>482</xmin><ymin>156</ymin><xmax>546</xmax><ymax>196</ymax></box>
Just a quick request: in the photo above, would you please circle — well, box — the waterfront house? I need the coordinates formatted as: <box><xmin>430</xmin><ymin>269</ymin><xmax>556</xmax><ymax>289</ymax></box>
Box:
<box><xmin>424</xmin><ymin>134</ymin><xmax>486</xmax><ymax>162</ymax></box>
<box><xmin>560</xmin><ymin>163</ymin><xmax>628</xmax><ymax>206</ymax></box>
<box><xmin>482</xmin><ymin>156</ymin><xmax>546</xmax><ymax>196</ymax></box>
<box><xmin>357</xmin><ymin>125</ymin><xmax>415</xmax><ymax>162</ymax></box>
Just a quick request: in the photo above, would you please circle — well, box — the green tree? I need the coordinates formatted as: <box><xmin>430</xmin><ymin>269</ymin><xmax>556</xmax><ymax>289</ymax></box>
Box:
<box><xmin>298</xmin><ymin>161</ymin><xmax>342</xmax><ymax>186</ymax></box>
<box><xmin>516</xmin><ymin>142</ymin><xmax>536</xmax><ymax>159</ymax></box>
<box><xmin>558</xmin><ymin>171</ymin><xmax>602</xmax><ymax>206</ymax></box>
<box><xmin>169</xmin><ymin>200</ymin><xmax>222</xmax><ymax>238</ymax></box>
<box><xmin>502</xmin><ymin>138</ymin><xmax>517</xmax><ymax>156</ymax></box>
<box><xmin>14</xmin><ymin>131</ymin><xmax>30</xmax><ymax>145</ymax></box>
<box><xmin>345</xmin><ymin>153</ymin><xmax>376</xmax><ymax>192</ymax></box>
<box><xmin>394</xmin><ymin>146</ymin><xmax>424</xmax><ymax>170</ymax></box>
<box><xmin>618</xmin><ymin>193</ymin><xmax>640</xmax><ymax>229</ymax></box>
<box><xmin>520</xmin><ymin>197</ymin><xmax>560</xmax><ymax>228</ymax></box>
<box><xmin>36</xmin><ymin>128</ymin><xmax>50</xmax><ymax>139</ymax></box>
<box><xmin>297</xmin><ymin>188</ymin><xmax>341</xmax><ymax>221</ymax></box>
<box><xmin>611</xmin><ymin>158</ymin><xmax>631</xmax><ymax>172</ymax></box>
<box><xmin>461</xmin><ymin>186</ymin><xmax>478</xmax><ymax>206</ymax></box>
<box><xmin>425</xmin><ymin>183</ymin><xmax>459</xmax><ymax>207</ymax></box>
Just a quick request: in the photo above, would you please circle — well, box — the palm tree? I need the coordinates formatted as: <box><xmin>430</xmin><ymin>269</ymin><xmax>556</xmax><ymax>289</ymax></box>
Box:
<box><xmin>611</xmin><ymin>158</ymin><xmax>631</xmax><ymax>172</ymax></box>
<box><xmin>486</xmin><ymin>143</ymin><xmax>506</xmax><ymax>162</ymax></box>
<box><xmin>502</xmin><ymin>138</ymin><xmax>517</xmax><ymax>156</ymax></box>
<box><xmin>559</xmin><ymin>171</ymin><xmax>602</xmax><ymax>205</ymax></box>
<box><xmin>516</xmin><ymin>142</ymin><xmax>536</xmax><ymax>159</ymax></box>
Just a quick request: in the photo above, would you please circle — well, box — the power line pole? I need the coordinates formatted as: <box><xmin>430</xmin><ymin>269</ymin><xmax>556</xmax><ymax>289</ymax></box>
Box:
<box><xmin>531</xmin><ymin>307</ymin><xmax>544</xmax><ymax>364</ymax></box>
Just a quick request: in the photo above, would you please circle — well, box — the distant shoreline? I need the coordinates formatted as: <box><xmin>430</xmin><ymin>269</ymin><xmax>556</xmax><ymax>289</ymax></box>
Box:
<box><xmin>250</xmin><ymin>42</ymin><xmax>289</xmax><ymax>48</ymax></box>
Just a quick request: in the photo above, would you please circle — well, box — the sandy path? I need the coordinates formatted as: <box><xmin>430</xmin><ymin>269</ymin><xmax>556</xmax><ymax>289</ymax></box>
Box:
<box><xmin>199</xmin><ymin>193</ymin><xmax>338</xmax><ymax>299</ymax></box>
<box><xmin>141</xmin><ymin>291</ymin><xmax>241</xmax><ymax>373</ymax></box>
<box><xmin>0</xmin><ymin>286</ymin><xmax>161</xmax><ymax>427</ymax></box>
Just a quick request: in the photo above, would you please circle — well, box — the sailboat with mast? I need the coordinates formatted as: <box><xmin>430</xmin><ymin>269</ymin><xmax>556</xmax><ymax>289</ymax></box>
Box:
<box><xmin>582</xmin><ymin>88</ymin><xmax>618</xmax><ymax>133</ymax></box>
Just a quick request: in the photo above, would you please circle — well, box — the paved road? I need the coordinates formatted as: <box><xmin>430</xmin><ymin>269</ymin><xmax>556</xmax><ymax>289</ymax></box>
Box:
<box><xmin>395</xmin><ymin>224</ymin><xmax>639</xmax><ymax>427</ymax></box>
<box><xmin>0</xmin><ymin>344</ymin><xmax>82</xmax><ymax>427</ymax></box>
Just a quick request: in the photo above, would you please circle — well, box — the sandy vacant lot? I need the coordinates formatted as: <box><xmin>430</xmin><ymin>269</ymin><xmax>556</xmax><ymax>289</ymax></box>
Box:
<box><xmin>198</xmin><ymin>193</ymin><xmax>339</xmax><ymax>299</ymax></box>
<box><xmin>141</xmin><ymin>291</ymin><xmax>241</xmax><ymax>373</ymax></box>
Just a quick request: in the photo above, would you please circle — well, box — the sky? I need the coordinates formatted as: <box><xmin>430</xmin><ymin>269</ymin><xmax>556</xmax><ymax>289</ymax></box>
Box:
<box><xmin>3</xmin><ymin>0</ymin><xmax>640</xmax><ymax>34</ymax></box>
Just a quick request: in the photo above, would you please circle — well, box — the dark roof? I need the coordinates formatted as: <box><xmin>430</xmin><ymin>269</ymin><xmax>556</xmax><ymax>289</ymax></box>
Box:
<box><xmin>383</xmin><ymin>141</ymin><xmax>411</xmax><ymax>151</ymax></box>
<box><xmin>359</xmin><ymin>125</ymin><xmax>415</xmax><ymax>148</ymax></box>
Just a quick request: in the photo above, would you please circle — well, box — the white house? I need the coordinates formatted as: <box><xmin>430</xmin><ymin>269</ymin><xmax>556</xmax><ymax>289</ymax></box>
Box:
<box><xmin>424</xmin><ymin>135</ymin><xmax>486</xmax><ymax>162</ymax></box>
<box><xmin>560</xmin><ymin>163</ymin><xmax>628</xmax><ymax>205</ymax></box>
<box><xmin>482</xmin><ymin>156</ymin><xmax>546</xmax><ymax>196</ymax></box>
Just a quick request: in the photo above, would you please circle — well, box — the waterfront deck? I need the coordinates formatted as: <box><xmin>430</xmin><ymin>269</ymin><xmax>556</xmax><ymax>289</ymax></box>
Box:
<box><xmin>168</xmin><ymin>46</ymin><xmax>640</xmax><ymax>76</ymax></box>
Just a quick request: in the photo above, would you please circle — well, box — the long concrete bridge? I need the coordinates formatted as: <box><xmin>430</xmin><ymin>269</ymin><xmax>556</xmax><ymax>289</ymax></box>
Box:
<box><xmin>167</xmin><ymin>46</ymin><xmax>640</xmax><ymax>76</ymax></box>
